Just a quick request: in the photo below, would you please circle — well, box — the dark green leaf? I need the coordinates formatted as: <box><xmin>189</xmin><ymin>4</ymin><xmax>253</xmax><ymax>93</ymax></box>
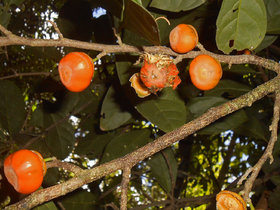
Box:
<box><xmin>75</xmin><ymin>132</ymin><xmax>114</xmax><ymax>158</ymax></box>
<box><xmin>148</xmin><ymin>148</ymin><xmax>177</xmax><ymax>193</ymax></box>
<box><xmin>101</xmin><ymin>129</ymin><xmax>152</xmax><ymax>163</ymax></box>
<box><xmin>188</xmin><ymin>96</ymin><xmax>228</xmax><ymax>118</ymax></box>
<box><xmin>30</xmin><ymin>108</ymin><xmax>75</xmax><ymax>159</ymax></box>
<box><xmin>100</xmin><ymin>85</ymin><xmax>132</xmax><ymax>131</ymax></box>
<box><xmin>102</xmin><ymin>0</ymin><xmax>160</xmax><ymax>45</ymax></box>
<box><xmin>33</xmin><ymin>201</ymin><xmax>58</xmax><ymax>210</ymax></box>
<box><xmin>264</xmin><ymin>0</ymin><xmax>280</xmax><ymax>34</ymax></box>
<box><xmin>60</xmin><ymin>190</ymin><xmax>98</xmax><ymax>210</ymax></box>
<box><xmin>150</xmin><ymin>0</ymin><xmax>206</xmax><ymax>12</ymax></box>
<box><xmin>0</xmin><ymin>80</ymin><xmax>25</xmax><ymax>135</ymax></box>
<box><xmin>255</xmin><ymin>35</ymin><xmax>278</xmax><ymax>52</ymax></box>
<box><xmin>216</xmin><ymin>0</ymin><xmax>267</xmax><ymax>54</ymax></box>
<box><xmin>4</xmin><ymin>0</ymin><xmax>25</xmax><ymax>6</ymax></box>
<box><xmin>0</xmin><ymin>9</ymin><xmax>11</xmax><ymax>28</ymax></box>
<box><xmin>199</xmin><ymin>110</ymin><xmax>248</xmax><ymax>135</ymax></box>
<box><xmin>136</xmin><ymin>88</ymin><xmax>187</xmax><ymax>133</ymax></box>
<box><xmin>205</xmin><ymin>80</ymin><xmax>251</xmax><ymax>97</ymax></box>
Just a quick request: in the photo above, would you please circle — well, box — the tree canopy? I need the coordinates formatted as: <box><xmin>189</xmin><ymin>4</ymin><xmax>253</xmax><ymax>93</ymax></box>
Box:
<box><xmin>0</xmin><ymin>0</ymin><xmax>280</xmax><ymax>209</ymax></box>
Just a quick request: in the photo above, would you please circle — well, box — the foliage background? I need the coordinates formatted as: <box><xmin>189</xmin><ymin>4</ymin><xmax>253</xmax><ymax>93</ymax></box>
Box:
<box><xmin>0</xmin><ymin>0</ymin><xmax>280</xmax><ymax>209</ymax></box>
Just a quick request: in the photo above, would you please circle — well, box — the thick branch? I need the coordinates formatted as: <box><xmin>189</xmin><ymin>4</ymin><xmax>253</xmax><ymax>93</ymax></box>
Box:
<box><xmin>0</xmin><ymin>30</ymin><xmax>279</xmax><ymax>74</ymax></box>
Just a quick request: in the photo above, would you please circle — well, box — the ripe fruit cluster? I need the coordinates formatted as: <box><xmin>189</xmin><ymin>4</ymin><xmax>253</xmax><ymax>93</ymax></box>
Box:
<box><xmin>130</xmin><ymin>24</ymin><xmax>223</xmax><ymax>97</ymax></box>
<box><xmin>58</xmin><ymin>52</ymin><xmax>94</xmax><ymax>92</ymax></box>
<box><xmin>4</xmin><ymin>149</ymin><xmax>46</xmax><ymax>194</ymax></box>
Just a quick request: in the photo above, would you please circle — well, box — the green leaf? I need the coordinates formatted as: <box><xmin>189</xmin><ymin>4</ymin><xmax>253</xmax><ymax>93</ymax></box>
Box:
<box><xmin>0</xmin><ymin>9</ymin><xmax>11</xmax><ymax>28</ymax></box>
<box><xmin>264</xmin><ymin>0</ymin><xmax>280</xmax><ymax>34</ymax></box>
<box><xmin>148</xmin><ymin>148</ymin><xmax>177</xmax><ymax>193</ymax></box>
<box><xmin>30</xmin><ymin>108</ymin><xmax>75</xmax><ymax>159</ymax></box>
<box><xmin>100</xmin><ymin>85</ymin><xmax>132</xmax><ymax>131</ymax></box>
<box><xmin>236</xmin><ymin>115</ymin><xmax>269</xmax><ymax>141</ymax></box>
<box><xmin>150</xmin><ymin>0</ymin><xmax>206</xmax><ymax>12</ymax></box>
<box><xmin>204</xmin><ymin>80</ymin><xmax>251</xmax><ymax>98</ymax></box>
<box><xmin>255</xmin><ymin>35</ymin><xmax>278</xmax><ymax>52</ymax></box>
<box><xmin>0</xmin><ymin>80</ymin><xmax>25</xmax><ymax>135</ymax></box>
<box><xmin>60</xmin><ymin>190</ymin><xmax>97</xmax><ymax>210</ymax></box>
<box><xmin>216</xmin><ymin>0</ymin><xmax>267</xmax><ymax>54</ymax></box>
<box><xmin>101</xmin><ymin>129</ymin><xmax>152</xmax><ymax>163</ymax></box>
<box><xmin>188</xmin><ymin>96</ymin><xmax>228</xmax><ymax>118</ymax></box>
<box><xmin>136</xmin><ymin>88</ymin><xmax>187</xmax><ymax>133</ymax></box>
<box><xmin>102</xmin><ymin>0</ymin><xmax>160</xmax><ymax>45</ymax></box>
<box><xmin>75</xmin><ymin>132</ymin><xmax>114</xmax><ymax>158</ymax></box>
<box><xmin>33</xmin><ymin>201</ymin><xmax>58</xmax><ymax>210</ymax></box>
<box><xmin>199</xmin><ymin>110</ymin><xmax>248</xmax><ymax>135</ymax></box>
<box><xmin>4</xmin><ymin>0</ymin><xmax>25</xmax><ymax>6</ymax></box>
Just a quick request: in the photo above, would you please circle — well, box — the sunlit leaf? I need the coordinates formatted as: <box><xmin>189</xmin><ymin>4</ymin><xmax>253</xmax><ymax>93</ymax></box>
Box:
<box><xmin>136</xmin><ymin>88</ymin><xmax>187</xmax><ymax>133</ymax></box>
<box><xmin>216</xmin><ymin>0</ymin><xmax>267</xmax><ymax>54</ymax></box>
<box><xmin>150</xmin><ymin>0</ymin><xmax>206</xmax><ymax>12</ymax></box>
<box><xmin>0</xmin><ymin>80</ymin><xmax>25</xmax><ymax>135</ymax></box>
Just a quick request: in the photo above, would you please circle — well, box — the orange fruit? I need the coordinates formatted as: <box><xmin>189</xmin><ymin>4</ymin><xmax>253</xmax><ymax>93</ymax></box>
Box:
<box><xmin>189</xmin><ymin>54</ymin><xmax>222</xmax><ymax>90</ymax></box>
<box><xmin>58</xmin><ymin>52</ymin><xmax>94</xmax><ymax>92</ymax></box>
<box><xmin>129</xmin><ymin>73</ymin><xmax>151</xmax><ymax>98</ymax></box>
<box><xmin>216</xmin><ymin>190</ymin><xmax>247</xmax><ymax>210</ymax></box>
<box><xmin>4</xmin><ymin>149</ymin><xmax>47</xmax><ymax>194</ymax></box>
<box><xmin>140</xmin><ymin>54</ymin><xmax>181</xmax><ymax>94</ymax></box>
<box><xmin>169</xmin><ymin>24</ymin><xmax>198</xmax><ymax>54</ymax></box>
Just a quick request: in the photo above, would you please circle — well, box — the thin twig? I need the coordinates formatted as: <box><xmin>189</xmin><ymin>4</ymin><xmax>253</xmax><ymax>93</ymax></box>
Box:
<box><xmin>120</xmin><ymin>167</ymin><xmax>131</xmax><ymax>210</ymax></box>
<box><xmin>0</xmin><ymin>72</ymin><xmax>51</xmax><ymax>80</ymax></box>
<box><xmin>238</xmin><ymin>91</ymin><xmax>280</xmax><ymax>202</ymax></box>
<box><xmin>47</xmin><ymin>20</ymin><xmax>63</xmax><ymax>39</ymax></box>
<box><xmin>0</xmin><ymin>24</ymin><xmax>13</xmax><ymax>37</ymax></box>
<box><xmin>46</xmin><ymin>159</ymin><xmax>84</xmax><ymax>174</ymax></box>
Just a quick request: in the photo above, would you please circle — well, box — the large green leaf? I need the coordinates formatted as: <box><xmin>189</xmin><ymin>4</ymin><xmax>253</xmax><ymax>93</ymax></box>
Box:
<box><xmin>264</xmin><ymin>0</ymin><xmax>280</xmax><ymax>34</ymax></box>
<box><xmin>102</xmin><ymin>0</ymin><xmax>160</xmax><ymax>45</ymax></box>
<box><xmin>216</xmin><ymin>0</ymin><xmax>267</xmax><ymax>54</ymax></box>
<box><xmin>30</xmin><ymin>108</ymin><xmax>75</xmax><ymax>159</ymax></box>
<box><xmin>75</xmin><ymin>132</ymin><xmax>114</xmax><ymax>158</ymax></box>
<box><xmin>199</xmin><ymin>110</ymin><xmax>248</xmax><ymax>135</ymax></box>
<box><xmin>101</xmin><ymin>129</ymin><xmax>152</xmax><ymax>163</ymax></box>
<box><xmin>148</xmin><ymin>148</ymin><xmax>177</xmax><ymax>193</ymax></box>
<box><xmin>150</xmin><ymin>0</ymin><xmax>206</xmax><ymax>12</ymax></box>
<box><xmin>60</xmin><ymin>190</ymin><xmax>98</xmax><ymax>210</ymax></box>
<box><xmin>136</xmin><ymin>88</ymin><xmax>187</xmax><ymax>133</ymax></box>
<box><xmin>255</xmin><ymin>35</ymin><xmax>278</xmax><ymax>52</ymax></box>
<box><xmin>100</xmin><ymin>85</ymin><xmax>133</xmax><ymax>131</ymax></box>
<box><xmin>188</xmin><ymin>96</ymin><xmax>228</xmax><ymax>118</ymax></box>
<box><xmin>0</xmin><ymin>80</ymin><xmax>25</xmax><ymax>135</ymax></box>
<box><xmin>204</xmin><ymin>80</ymin><xmax>251</xmax><ymax>98</ymax></box>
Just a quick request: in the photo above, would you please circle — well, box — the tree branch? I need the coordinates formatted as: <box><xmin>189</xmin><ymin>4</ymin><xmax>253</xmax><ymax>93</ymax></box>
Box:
<box><xmin>238</xmin><ymin>91</ymin><xmax>280</xmax><ymax>202</ymax></box>
<box><xmin>120</xmin><ymin>167</ymin><xmax>131</xmax><ymax>210</ymax></box>
<box><xmin>2</xmin><ymin>23</ymin><xmax>280</xmax><ymax>209</ymax></box>
<box><xmin>5</xmin><ymin>75</ymin><xmax>280</xmax><ymax>209</ymax></box>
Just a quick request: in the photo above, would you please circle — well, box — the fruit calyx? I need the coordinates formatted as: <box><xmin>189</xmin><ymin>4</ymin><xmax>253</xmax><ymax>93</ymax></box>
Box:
<box><xmin>139</xmin><ymin>53</ymin><xmax>181</xmax><ymax>94</ymax></box>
